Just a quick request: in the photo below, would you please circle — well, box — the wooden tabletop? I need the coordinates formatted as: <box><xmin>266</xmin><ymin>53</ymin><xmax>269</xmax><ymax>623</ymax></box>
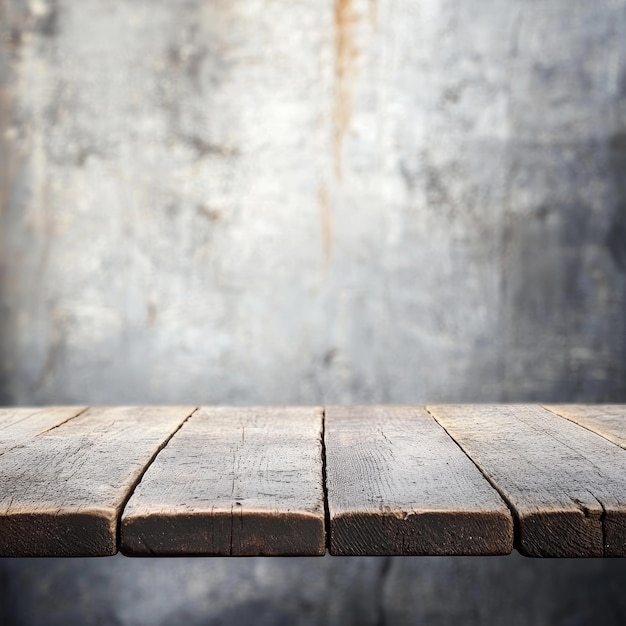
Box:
<box><xmin>1</xmin><ymin>405</ymin><xmax>625</xmax><ymax>557</ymax></box>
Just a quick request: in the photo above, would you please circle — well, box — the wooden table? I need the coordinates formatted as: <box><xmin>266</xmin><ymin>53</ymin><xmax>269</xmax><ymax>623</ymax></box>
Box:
<box><xmin>1</xmin><ymin>405</ymin><xmax>625</xmax><ymax>558</ymax></box>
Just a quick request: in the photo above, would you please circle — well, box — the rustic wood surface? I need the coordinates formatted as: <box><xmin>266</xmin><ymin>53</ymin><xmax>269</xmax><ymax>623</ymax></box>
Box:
<box><xmin>2</xmin><ymin>404</ymin><xmax>626</xmax><ymax>557</ymax></box>
<box><xmin>325</xmin><ymin>406</ymin><xmax>513</xmax><ymax>556</ymax></box>
<box><xmin>543</xmin><ymin>405</ymin><xmax>626</xmax><ymax>450</ymax></box>
<box><xmin>428</xmin><ymin>405</ymin><xmax>626</xmax><ymax>557</ymax></box>
<box><xmin>121</xmin><ymin>407</ymin><xmax>326</xmax><ymax>556</ymax></box>
<box><xmin>0</xmin><ymin>406</ymin><xmax>194</xmax><ymax>556</ymax></box>
<box><xmin>0</xmin><ymin>406</ymin><xmax>87</xmax><ymax>453</ymax></box>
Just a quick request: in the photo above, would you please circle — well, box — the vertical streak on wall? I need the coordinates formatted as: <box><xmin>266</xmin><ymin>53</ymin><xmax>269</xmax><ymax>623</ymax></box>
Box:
<box><xmin>0</xmin><ymin>0</ymin><xmax>12</xmax><ymax>403</ymax></box>
<box><xmin>333</xmin><ymin>0</ymin><xmax>358</xmax><ymax>181</ymax></box>
<box><xmin>318</xmin><ymin>186</ymin><xmax>333</xmax><ymax>270</ymax></box>
<box><xmin>368</xmin><ymin>0</ymin><xmax>378</xmax><ymax>27</ymax></box>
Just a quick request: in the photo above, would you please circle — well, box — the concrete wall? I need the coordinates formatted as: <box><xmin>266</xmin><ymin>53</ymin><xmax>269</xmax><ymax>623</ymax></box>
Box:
<box><xmin>1</xmin><ymin>0</ymin><xmax>626</xmax><ymax>624</ymax></box>
<box><xmin>2</xmin><ymin>0</ymin><xmax>625</xmax><ymax>406</ymax></box>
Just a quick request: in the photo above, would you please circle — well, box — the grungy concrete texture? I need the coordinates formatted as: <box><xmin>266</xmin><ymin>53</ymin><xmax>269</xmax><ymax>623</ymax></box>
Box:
<box><xmin>1</xmin><ymin>0</ymin><xmax>625</xmax><ymax>406</ymax></box>
<box><xmin>1</xmin><ymin>0</ymin><xmax>626</xmax><ymax>625</ymax></box>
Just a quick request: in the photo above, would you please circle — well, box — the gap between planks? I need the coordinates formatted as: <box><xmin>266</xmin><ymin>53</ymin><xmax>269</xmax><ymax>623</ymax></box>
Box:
<box><xmin>114</xmin><ymin>407</ymin><xmax>200</xmax><ymax>551</ymax></box>
<box><xmin>0</xmin><ymin>406</ymin><xmax>197</xmax><ymax>556</ymax></box>
<box><xmin>427</xmin><ymin>405</ymin><xmax>626</xmax><ymax>557</ymax></box>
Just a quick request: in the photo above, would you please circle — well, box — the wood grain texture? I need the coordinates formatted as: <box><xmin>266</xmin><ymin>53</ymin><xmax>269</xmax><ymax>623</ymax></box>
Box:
<box><xmin>325</xmin><ymin>406</ymin><xmax>513</xmax><ymax>556</ymax></box>
<box><xmin>121</xmin><ymin>407</ymin><xmax>326</xmax><ymax>556</ymax></box>
<box><xmin>0</xmin><ymin>407</ymin><xmax>86</xmax><ymax>453</ymax></box>
<box><xmin>428</xmin><ymin>405</ymin><xmax>626</xmax><ymax>557</ymax></box>
<box><xmin>0</xmin><ymin>406</ymin><xmax>194</xmax><ymax>556</ymax></box>
<box><xmin>543</xmin><ymin>405</ymin><xmax>626</xmax><ymax>450</ymax></box>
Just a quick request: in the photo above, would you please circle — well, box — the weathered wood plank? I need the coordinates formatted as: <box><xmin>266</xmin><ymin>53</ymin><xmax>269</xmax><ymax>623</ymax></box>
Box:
<box><xmin>0</xmin><ymin>406</ymin><xmax>194</xmax><ymax>556</ymax></box>
<box><xmin>543</xmin><ymin>405</ymin><xmax>626</xmax><ymax>450</ymax></box>
<box><xmin>428</xmin><ymin>405</ymin><xmax>626</xmax><ymax>557</ymax></box>
<box><xmin>121</xmin><ymin>407</ymin><xmax>326</xmax><ymax>556</ymax></box>
<box><xmin>0</xmin><ymin>406</ymin><xmax>87</xmax><ymax>453</ymax></box>
<box><xmin>324</xmin><ymin>406</ymin><xmax>513</xmax><ymax>556</ymax></box>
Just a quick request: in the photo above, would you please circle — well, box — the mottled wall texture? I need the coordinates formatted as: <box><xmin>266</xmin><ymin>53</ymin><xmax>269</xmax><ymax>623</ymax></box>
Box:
<box><xmin>1</xmin><ymin>0</ymin><xmax>626</xmax><ymax>624</ymax></box>
<box><xmin>1</xmin><ymin>0</ymin><xmax>625</xmax><ymax>406</ymax></box>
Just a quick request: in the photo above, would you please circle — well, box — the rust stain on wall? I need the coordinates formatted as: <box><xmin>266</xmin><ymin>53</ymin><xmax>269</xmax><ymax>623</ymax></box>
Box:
<box><xmin>333</xmin><ymin>0</ymin><xmax>358</xmax><ymax>180</ymax></box>
<box><xmin>318</xmin><ymin>186</ymin><xmax>333</xmax><ymax>268</ymax></box>
<box><xmin>368</xmin><ymin>0</ymin><xmax>378</xmax><ymax>27</ymax></box>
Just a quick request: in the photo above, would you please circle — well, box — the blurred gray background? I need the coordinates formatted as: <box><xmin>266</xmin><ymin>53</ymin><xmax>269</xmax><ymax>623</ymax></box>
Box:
<box><xmin>1</xmin><ymin>0</ymin><xmax>626</xmax><ymax>623</ymax></box>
